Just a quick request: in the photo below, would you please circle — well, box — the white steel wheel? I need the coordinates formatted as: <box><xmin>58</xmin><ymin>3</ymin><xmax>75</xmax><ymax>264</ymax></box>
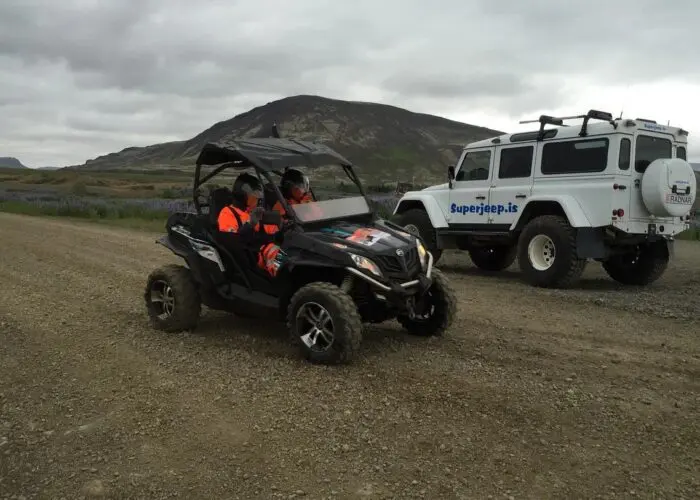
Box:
<box><xmin>528</xmin><ymin>234</ymin><xmax>556</xmax><ymax>271</ymax></box>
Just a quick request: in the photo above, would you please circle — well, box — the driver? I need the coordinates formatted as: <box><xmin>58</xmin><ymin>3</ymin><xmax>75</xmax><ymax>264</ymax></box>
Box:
<box><xmin>218</xmin><ymin>173</ymin><xmax>285</xmax><ymax>277</ymax></box>
<box><xmin>272</xmin><ymin>168</ymin><xmax>314</xmax><ymax>217</ymax></box>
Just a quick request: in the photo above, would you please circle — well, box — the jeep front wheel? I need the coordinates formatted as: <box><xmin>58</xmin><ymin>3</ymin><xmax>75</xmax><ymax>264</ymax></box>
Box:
<box><xmin>287</xmin><ymin>282</ymin><xmax>363</xmax><ymax>364</ymax></box>
<box><xmin>145</xmin><ymin>264</ymin><xmax>201</xmax><ymax>331</ymax></box>
<box><xmin>517</xmin><ymin>215</ymin><xmax>587</xmax><ymax>288</ymax></box>
<box><xmin>469</xmin><ymin>245</ymin><xmax>517</xmax><ymax>271</ymax></box>
<box><xmin>602</xmin><ymin>241</ymin><xmax>669</xmax><ymax>285</ymax></box>
<box><xmin>397</xmin><ymin>269</ymin><xmax>457</xmax><ymax>336</ymax></box>
<box><xmin>396</xmin><ymin>208</ymin><xmax>443</xmax><ymax>263</ymax></box>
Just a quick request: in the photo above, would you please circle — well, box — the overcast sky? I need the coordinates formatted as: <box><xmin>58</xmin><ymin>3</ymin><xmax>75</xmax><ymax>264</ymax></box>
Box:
<box><xmin>1</xmin><ymin>0</ymin><xmax>698</xmax><ymax>167</ymax></box>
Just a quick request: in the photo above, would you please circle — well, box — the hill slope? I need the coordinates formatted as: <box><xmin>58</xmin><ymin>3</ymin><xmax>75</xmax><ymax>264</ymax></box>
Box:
<box><xmin>0</xmin><ymin>157</ymin><xmax>28</xmax><ymax>169</ymax></box>
<box><xmin>71</xmin><ymin>95</ymin><xmax>502</xmax><ymax>182</ymax></box>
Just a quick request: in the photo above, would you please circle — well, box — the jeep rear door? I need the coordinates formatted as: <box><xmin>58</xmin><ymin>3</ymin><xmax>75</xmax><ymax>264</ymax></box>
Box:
<box><xmin>489</xmin><ymin>144</ymin><xmax>535</xmax><ymax>228</ymax></box>
<box><xmin>447</xmin><ymin>147</ymin><xmax>494</xmax><ymax>228</ymax></box>
<box><xmin>628</xmin><ymin>131</ymin><xmax>674</xmax><ymax>220</ymax></box>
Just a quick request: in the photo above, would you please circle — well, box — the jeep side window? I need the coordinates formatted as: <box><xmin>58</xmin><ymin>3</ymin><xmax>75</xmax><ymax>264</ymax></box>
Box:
<box><xmin>541</xmin><ymin>138</ymin><xmax>609</xmax><ymax>175</ymax></box>
<box><xmin>677</xmin><ymin>146</ymin><xmax>687</xmax><ymax>160</ymax></box>
<box><xmin>455</xmin><ymin>150</ymin><xmax>491</xmax><ymax>181</ymax></box>
<box><xmin>618</xmin><ymin>138</ymin><xmax>631</xmax><ymax>170</ymax></box>
<box><xmin>498</xmin><ymin>146</ymin><xmax>533</xmax><ymax>178</ymax></box>
<box><xmin>635</xmin><ymin>135</ymin><xmax>672</xmax><ymax>173</ymax></box>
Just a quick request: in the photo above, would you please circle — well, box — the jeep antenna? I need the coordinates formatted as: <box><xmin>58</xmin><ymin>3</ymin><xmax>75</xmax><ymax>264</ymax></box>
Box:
<box><xmin>617</xmin><ymin>83</ymin><xmax>630</xmax><ymax>120</ymax></box>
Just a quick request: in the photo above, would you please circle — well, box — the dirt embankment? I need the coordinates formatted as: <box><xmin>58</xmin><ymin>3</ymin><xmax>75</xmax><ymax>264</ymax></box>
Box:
<box><xmin>0</xmin><ymin>213</ymin><xmax>698</xmax><ymax>499</ymax></box>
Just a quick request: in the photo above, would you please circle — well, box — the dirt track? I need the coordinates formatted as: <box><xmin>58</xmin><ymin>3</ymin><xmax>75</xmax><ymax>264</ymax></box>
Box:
<box><xmin>1</xmin><ymin>212</ymin><xmax>698</xmax><ymax>500</ymax></box>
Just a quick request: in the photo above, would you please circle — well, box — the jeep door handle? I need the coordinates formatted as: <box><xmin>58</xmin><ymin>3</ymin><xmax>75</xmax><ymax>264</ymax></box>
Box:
<box><xmin>515</xmin><ymin>194</ymin><xmax>527</xmax><ymax>199</ymax></box>
<box><xmin>475</xmin><ymin>195</ymin><xmax>486</xmax><ymax>200</ymax></box>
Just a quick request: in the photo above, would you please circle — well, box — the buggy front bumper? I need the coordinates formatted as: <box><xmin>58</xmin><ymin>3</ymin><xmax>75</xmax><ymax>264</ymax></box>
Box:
<box><xmin>344</xmin><ymin>251</ymin><xmax>434</xmax><ymax>295</ymax></box>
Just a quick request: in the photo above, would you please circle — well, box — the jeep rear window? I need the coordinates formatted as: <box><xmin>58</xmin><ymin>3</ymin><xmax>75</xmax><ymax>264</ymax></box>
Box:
<box><xmin>541</xmin><ymin>138</ymin><xmax>609</xmax><ymax>175</ymax></box>
<box><xmin>618</xmin><ymin>138</ymin><xmax>631</xmax><ymax>170</ymax></box>
<box><xmin>498</xmin><ymin>146</ymin><xmax>533</xmax><ymax>178</ymax></box>
<box><xmin>635</xmin><ymin>135</ymin><xmax>672</xmax><ymax>173</ymax></box>
<box><xmin>677</xmin><ymin>146</ymin><xmax>687</xmax><ymax>160</ymax></box>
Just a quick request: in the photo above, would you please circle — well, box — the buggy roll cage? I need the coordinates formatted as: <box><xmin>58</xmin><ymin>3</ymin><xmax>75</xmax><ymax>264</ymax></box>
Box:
<box><xmin>519</xmin><ymin>109</ymin><xmax>616</xmax><ymax>141</ymax></box>
<box><xmin>191</xmin><ymin>125</ymin><xmax>371</xmax><ymax>223</ymax></box>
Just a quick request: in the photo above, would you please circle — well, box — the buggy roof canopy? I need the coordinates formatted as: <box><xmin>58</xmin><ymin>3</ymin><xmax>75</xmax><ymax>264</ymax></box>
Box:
<box><xmin>195</xmin><ymin>138</ymin><xmax>353</xmax><ymax>170</ymax></box>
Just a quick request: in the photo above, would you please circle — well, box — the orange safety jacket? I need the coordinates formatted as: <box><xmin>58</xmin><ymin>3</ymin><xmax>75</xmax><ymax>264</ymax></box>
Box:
<box><xmin>218</xmin><ymin>205</ymin><xmax>278</xmax><ymax>235</ymax></box>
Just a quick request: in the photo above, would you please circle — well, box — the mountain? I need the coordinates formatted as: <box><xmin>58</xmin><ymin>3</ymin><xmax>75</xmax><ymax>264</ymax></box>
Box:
<box><xmin>37</xmin><ymin>166</ymin><xmax>61</xmax><ymax>170</ymax></box>
<box><xmin>0</xmin><ymin>157</ymin><xmax>28</xmax><ymax>169</ymax></box>
<box><xmin>69</xmin><ymin>95</ymin><xmax>503</xmax><ymax>182</ymax></box>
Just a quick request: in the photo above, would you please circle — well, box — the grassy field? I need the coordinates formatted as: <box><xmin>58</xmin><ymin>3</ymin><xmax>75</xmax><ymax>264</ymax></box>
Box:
<box><xmin>1</xmin><ymin>167</ymin><xmax>698</xmax><ymax>239</ymax></box>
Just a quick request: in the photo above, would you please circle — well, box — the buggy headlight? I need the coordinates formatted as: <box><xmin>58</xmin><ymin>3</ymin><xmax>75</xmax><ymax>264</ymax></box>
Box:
<box><xmin>416</xmin><ymin>239</ymin><xmax>428</xmax><ymax>269</ymax></box>
<box><xmin>349</xmin><ymin>253</ymin><xmax>383</xmax><ymax>277</ymax></box>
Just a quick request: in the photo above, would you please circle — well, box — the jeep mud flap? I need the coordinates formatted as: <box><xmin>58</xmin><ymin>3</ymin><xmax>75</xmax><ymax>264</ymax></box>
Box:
<box><xmin>575</xmin><ymin>228</ymin><xmax>608</xmax><ymax>259</ymax></box>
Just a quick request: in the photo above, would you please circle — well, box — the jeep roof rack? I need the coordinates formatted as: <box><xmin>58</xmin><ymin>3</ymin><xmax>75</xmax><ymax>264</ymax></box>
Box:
<box><xmin>519</xmin><ymin>109</ymin><xmax>615</xmax><ymax>140</ymax></box>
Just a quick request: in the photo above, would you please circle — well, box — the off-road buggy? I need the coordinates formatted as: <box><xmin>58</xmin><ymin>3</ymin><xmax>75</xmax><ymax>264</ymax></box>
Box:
<box><xmin>144</xmin><ymin>135</ymin><xmax>457</xmax><ymax>364</ymax></box>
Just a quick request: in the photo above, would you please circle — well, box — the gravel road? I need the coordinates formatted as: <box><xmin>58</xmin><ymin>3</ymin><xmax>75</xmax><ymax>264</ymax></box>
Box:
<box><xmin>1</xmin><ymin>212</ymin><xmax>698</xmax><ymax>500</ymax></box>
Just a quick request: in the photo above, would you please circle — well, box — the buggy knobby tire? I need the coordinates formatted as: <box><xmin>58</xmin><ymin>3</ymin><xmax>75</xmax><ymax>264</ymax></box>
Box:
<box><xmin>517</xmin><ymin>215</ymin><xmax>587</xmax><ymax>288</ymax></box>
<box><xmin>602</xmin><ymin>241</ymin><xmax>669</xmax><ymax>286</ymax></box>
<box><xmin>145</xmin><ymin>264</ymin><xmax>201</xmax><ymax>332</ymax></box>
<box><xmin>397</xmin><ymin>268</ymin><xmax>457</xmax><ymax>336</ymax></box>
<box><xmin>469</xmin><ymin>245</ymin><xmax>517</xmax><ymax>271</ymax></box>
<box><xmin>395</xmin><ymin>208</ymin><xmax>443</xmax><ymax>263</ymax></box>
<box><xmin>287</xmin><ymin>282</ymin><xmax>363</xmax><ymax>365</ymax></box>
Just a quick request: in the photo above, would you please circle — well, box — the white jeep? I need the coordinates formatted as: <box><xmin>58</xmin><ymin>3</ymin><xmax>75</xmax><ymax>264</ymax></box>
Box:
<box><xmin>392</xmin><ymin>110</ymin><xmax>697</xmax><ymax>288</ymax></box>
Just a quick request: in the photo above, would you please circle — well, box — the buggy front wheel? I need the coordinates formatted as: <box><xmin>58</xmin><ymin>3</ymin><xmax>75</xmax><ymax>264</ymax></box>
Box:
<box><xmin>287</xmin><ymin>282</ymin><xmax>363</xmax><ymax>364</ymax></box>
<box><xmin>145</xmin><ymin>264</ymin><xmax>201</xmax><ymax>332</ymax></box>
<box><xmin>397</xmin><ymin>268</ymin><xmax>457</xmax><ymax>336</ymax></box>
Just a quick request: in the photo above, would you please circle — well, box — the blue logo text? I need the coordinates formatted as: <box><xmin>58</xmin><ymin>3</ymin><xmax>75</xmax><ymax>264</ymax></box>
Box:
<box><xmin>450</xmin><ymin>202</ymin><xmax>519</xmax><ymax>215</ymax></box>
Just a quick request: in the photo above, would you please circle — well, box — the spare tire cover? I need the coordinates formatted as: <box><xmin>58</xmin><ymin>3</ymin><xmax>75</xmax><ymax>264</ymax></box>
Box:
<box><xmin>641</xmin><ymin>158</ymin><xmax>697</xmax><ymax>217</ymax></box>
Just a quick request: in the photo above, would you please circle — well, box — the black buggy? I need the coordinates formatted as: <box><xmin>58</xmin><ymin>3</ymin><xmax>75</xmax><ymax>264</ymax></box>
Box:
<box><xmin>144</xmin><ymin>136</ymin><xmax>457</xmax><ymax>364</ymax></box>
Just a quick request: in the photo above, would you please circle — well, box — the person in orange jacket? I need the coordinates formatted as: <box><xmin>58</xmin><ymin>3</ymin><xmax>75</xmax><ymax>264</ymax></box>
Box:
<box><xmin>272</xmin><ymin>168</ymin><xmax>318</xmax><ymax>218</ymax></box>
<box><xmin>218</xmin><ymin>173</ymin><xmax>285</xmax><ymax>277</ymax></box>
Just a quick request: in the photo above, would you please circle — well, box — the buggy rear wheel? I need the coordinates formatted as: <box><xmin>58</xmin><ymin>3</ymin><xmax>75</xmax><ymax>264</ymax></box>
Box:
<box><xmin>287</xmin><ymin>282</ymin><xmax>363</xmax><ymax>365</ymax></box>
<box><xmin>145</xmin><ymin>264</ymin><xmax>201</xmax><ymax>332</ymax></box>
<box><xmin>397</xmin><ymin>268</ymin><xmax>457</xmax><ymax>336</ymax></box>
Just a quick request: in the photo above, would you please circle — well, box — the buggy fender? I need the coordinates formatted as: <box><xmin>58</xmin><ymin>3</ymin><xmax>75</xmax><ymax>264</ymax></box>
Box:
<box><xmin>156</xmin><ymin>234</ymin><xmax>189</xmax><ymax>258</ymax></box>
<box><xmin>392</xmin><ymin>193</ymin><xmax>449</xmax><ymax>228</ymax></box>
<box><xmin>511</xmin><ymin>195</ymin><xmax>592</xmax><ymax>230</ymax></box>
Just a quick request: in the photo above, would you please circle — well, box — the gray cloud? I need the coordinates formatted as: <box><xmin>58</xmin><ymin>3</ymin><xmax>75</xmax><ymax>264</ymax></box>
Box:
<box><xmin>0</xmin><ymin>0</ymin><xmax>698</xmax><ymax>166</ymax></box>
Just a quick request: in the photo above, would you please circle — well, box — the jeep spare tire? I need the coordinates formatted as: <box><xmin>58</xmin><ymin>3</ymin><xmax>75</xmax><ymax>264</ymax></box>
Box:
<box><xmin>641</xmin><ymin>158</ymin><xmax>696</xmax><ymax>217</ymax></box>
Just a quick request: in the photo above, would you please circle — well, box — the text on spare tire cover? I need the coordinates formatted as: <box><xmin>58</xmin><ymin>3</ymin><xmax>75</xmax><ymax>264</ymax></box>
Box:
<box><xmin>450</xmin><ymin>202</ymin><xmax>519</xmax><ymax>215</ymax></box>
<box><xmin>665</xmin><ymin>193</ymin><xmax>693</xmax><ymax>205</ymax></box>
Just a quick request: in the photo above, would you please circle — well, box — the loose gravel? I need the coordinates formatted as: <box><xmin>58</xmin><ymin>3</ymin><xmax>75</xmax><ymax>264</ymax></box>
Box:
<box><xmin>1</xmin><ymin>213</ymin><xmax>698</xmax><ymax>499</ymax></box>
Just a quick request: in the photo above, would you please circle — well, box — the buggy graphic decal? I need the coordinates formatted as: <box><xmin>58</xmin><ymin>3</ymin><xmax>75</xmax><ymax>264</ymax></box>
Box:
<box><xmin>346</xmin><ymin>228</ymin><xmax>391</xmax><ymax>246</ymax></box>
<box><xmin>320</xmin><ymin>227</ymin><xmax>391</xmax><ymax>246</ymax></box>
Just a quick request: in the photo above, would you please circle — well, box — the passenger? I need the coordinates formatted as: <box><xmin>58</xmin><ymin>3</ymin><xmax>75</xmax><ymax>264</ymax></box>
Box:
<box><xmin>272</xmin><ymin>168</ymin><xmax>322</xmax><ymax>220</ymax></box>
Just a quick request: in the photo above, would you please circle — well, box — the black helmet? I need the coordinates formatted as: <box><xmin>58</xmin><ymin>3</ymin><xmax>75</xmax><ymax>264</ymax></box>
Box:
<box><xmin>232</xmin><ymin>172</ymin><xmax>263</xmax><ymax>210</ymax></box>
<box><xmin>280</xmin><ymin>168</ymin><xmax>310</xmax><ymax>201</ymax></box>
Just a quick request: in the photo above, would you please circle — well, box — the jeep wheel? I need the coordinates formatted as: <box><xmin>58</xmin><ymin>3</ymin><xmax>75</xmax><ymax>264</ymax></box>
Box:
<box><xmin>469</xmin><ymin>245</ymin><xmax>517</xmax><ymax>271</ymax></box>
<box><xmin>517</xmin><ymin>215</ymin><xmax>587</xmax><ymax>288</ymax></box>
<box><xmin>397</xmin><ymin>269</ymin><xmax>456</xmax><ymax>336</ymax></box>
<box><xmin>396</xmin><ymin>208</ymin><xmax>443</xmax><ymax>263</ymax></box>
<box><xmin>602</xmin><ymin>241</ymin><xmax>669</xmax><ymax>286</ymax></box>
<box><xmin>145</xmin><ymin>264</ymin><xmax>201</xmax><ymax>331</ymax></box>
<box><xmin>287</xmin><ymin>282</ymin><xmax>363</xmax><ymax>364</ymax></box>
